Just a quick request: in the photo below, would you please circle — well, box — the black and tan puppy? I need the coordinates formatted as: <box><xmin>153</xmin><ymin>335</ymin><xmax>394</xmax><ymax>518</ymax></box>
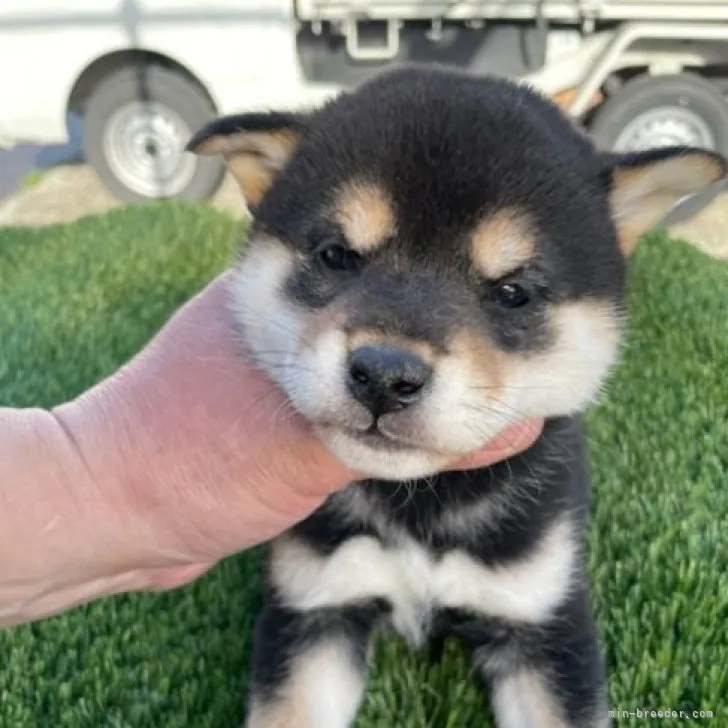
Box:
<box><xmin>187</xmin><ymin>66</ymin><xmax>726</xmax><ymax>728</ymax></box>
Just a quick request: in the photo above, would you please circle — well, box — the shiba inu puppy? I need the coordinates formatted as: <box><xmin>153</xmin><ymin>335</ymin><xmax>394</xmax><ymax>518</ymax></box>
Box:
<box><xmin>187</xmin><ymin>65</ymin><xmax>726</xmax><ymax>728</ymax></box>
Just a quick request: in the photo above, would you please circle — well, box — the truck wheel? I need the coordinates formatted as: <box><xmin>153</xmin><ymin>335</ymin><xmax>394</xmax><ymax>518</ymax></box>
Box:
<box><xmin>83</xmin><ymin>65</ymin><xmax>224</xmax><ymax>203</ymax></box>
<box><xmin>588</xmin><ymin>73</ymin><xmax>728</xmax><ymax>155</ymax></box>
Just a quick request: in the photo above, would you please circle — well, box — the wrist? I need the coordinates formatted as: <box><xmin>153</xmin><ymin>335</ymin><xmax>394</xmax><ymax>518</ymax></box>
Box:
<box><xmin>0</xmin><ymin>406</ymin><xmax>147</xmax><ymax>624</ymax></box>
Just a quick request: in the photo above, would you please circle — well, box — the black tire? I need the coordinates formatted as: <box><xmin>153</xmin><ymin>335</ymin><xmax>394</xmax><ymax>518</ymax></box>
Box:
<box><xmin>588</xmin><ymin>73</ymin><xmax>728</xmax><ymax>155</ymax></box>
<box><xmin>83</xmin><ymin>65</ymin><xmax>224</xmax><ymax>203</ymax></box>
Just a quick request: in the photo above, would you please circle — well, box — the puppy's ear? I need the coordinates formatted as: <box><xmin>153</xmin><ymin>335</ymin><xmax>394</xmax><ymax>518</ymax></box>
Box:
<box><xmin>602</xmin><ymin>147</ymin><xmax>727</xmax><ymax>256</ymax></box>
<box><xmin>186</xmin><ymin>112</ymin><xmax>308</xmax><ymax>210</ymax></box>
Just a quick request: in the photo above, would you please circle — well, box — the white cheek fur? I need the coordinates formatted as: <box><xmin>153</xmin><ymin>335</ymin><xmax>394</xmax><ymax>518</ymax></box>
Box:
<box><xmin>413</xmin><ymin>301</ymin><xmax>622</xmax><ymax>458</ymax></box>
<box><xmin>231</xmin><ymin>241</ymin><xmax>366</xmax><ymax>430</ymax></box>
<box><xmin>230</xmin><ymin>241</ymin><xmax>305</xmax><ymax>390</ymax></box>
<box><xmin>415</xmin><ymin>355</ymin><xmax>512</xmax><ymax>455</ymax></box>
<box><xmin>288</xmin><ymin>328</ymin><xmax>353</xmax><ymax>425</ymax></box>
<box><xmin>507</xmin><ymin>301</ymin><xmax>622</xmax><ymax>418</ymax></box>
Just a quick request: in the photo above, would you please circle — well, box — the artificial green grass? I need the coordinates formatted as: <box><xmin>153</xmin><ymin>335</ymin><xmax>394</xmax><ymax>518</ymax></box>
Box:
<box><xmin>0</xmin><ymin>205</ymin><xmax>726</xmax><ymax>727</ymax></box>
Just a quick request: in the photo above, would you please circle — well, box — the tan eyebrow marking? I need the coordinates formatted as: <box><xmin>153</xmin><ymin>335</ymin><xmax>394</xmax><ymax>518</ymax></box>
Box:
<box><xmin>471</xmin><ymin>209</ymin><xmax>536</xmax><ymax>279</ymax></box>
<box><xmin>334</xmin><ymin>181</ymin><xmax>396</xmax><ymax>253</ymax></box>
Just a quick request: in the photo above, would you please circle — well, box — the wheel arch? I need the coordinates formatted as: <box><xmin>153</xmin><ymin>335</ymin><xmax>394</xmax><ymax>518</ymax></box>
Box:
<box><xmin>67</xmin><ymin>49</ymin><xmax>218</xmax><ymax>117</ymax></box>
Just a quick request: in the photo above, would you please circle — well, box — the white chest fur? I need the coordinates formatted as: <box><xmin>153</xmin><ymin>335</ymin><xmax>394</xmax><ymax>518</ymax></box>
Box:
<box><xmin>271</xmin><ymin>517</ymin><xmax>576</xmax><ymax>643</ymax></box>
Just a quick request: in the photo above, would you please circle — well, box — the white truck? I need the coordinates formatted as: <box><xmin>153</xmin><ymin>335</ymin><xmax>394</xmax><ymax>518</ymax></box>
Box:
<box><xmin>2</xmin><ymin>0</ymin><xmax>728</xmax><ymax>203</ymax></box>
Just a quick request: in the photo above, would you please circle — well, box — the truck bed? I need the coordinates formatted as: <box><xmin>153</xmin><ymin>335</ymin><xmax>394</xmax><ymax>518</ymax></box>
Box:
<box><xmin>297</xmin><ymin>1</ymin><xmax>728</xmax><ymax>23</ymax></box>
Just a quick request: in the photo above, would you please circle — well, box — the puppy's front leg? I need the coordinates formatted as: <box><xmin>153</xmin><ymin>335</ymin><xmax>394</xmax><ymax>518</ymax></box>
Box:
<box><xmin>475</xmin><ymin>589</ymin><xmax>610</xmax><ymax>728</ymax></box>
<box><xmin>246</xmin><ymin>599</ymin><xmax>383</xmax><ymax>728</ymax></box>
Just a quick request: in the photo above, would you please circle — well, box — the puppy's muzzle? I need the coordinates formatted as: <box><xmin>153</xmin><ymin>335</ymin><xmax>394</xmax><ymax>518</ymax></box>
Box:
<box><xmin>346</xmin><ymin>345</ymin><xmax>432</xmax><ymax>417</ymax></box>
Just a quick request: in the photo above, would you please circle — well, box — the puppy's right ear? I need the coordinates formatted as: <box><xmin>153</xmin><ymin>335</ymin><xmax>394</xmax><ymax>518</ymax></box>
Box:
<box><xmin>600</xmin><ymin>146</ymin><xmax>728</xmax><ymax>256</ymax></box>
<box><xmin>185</xmin><ymin>112</ymin><xmax>308</xmax><ymax>211</ymax></box>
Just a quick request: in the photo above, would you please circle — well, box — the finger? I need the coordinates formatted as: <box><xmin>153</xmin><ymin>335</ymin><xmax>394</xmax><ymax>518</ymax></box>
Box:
<box><xmin>450</xmin><ymin>419</ymin><xmax>544</xmax><ymax>470</ymax></box>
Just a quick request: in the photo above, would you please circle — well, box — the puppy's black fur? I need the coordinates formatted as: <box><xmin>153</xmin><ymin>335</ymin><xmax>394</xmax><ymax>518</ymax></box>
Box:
<box><xmin>187</xmin><ymin>66</ymin><xmax>727</xmax><ymax>728</ymax></box>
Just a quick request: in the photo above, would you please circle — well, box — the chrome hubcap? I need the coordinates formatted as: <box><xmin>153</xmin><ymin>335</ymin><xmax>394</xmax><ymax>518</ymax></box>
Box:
<box><xmin>614</xmin><ymin>107</ymin><xmax>716</xmax><ymax>152</ymax></box>
<box><xmin>103</xmin><ymin>102</ymin><xmax>195</xmax><ymax>197</ymax></box>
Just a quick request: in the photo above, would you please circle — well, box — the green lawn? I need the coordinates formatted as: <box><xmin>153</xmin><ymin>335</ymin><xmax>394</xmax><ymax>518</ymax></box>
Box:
<box><xmin>0</xmin><ymin>205</ymin><xmax>726</xmax><ymax>728</ymax></box>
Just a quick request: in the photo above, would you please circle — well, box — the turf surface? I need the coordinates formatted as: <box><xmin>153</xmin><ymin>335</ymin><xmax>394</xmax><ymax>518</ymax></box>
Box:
<box><xmin>0</xmin><ymin>205</ymin><xmax>726</xmax><ymax>727</ymax></box>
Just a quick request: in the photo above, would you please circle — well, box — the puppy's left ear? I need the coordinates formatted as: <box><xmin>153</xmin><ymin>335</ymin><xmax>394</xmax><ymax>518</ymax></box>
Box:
<box><xmin>186</xmin><ymin>111</ymin><xmax>308</xmax><ymax>211</ymax></box>
<box><xmin>602</xmin><ymin>147</ymin><xmax>728</xmax><ymax>256</ymax></box>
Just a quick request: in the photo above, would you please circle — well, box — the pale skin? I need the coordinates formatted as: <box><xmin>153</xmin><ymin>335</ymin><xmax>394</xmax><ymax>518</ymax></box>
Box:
<box><xmin>0</xmin><ymin>272</ymin><xmax>544</xmax><ymax>628</ymax></box>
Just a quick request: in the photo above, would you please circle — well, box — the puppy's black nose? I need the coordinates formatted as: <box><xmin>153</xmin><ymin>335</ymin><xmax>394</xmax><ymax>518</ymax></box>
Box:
<box><xmin>347</xmin><ymin>345</ymin><xmax>432</xmax><ymax>416</ymax></box>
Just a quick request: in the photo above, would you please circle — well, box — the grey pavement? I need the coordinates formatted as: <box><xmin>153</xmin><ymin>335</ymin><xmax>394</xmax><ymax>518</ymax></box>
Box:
<box><xmin>0</xmin><ymin>146</ymin><xmax>39</xmax><ymax>198</ymax></box>
<box><xmin>0</xmin><ymin>114</ymin><xmax>83</xmax><ymax>199</ymax></box>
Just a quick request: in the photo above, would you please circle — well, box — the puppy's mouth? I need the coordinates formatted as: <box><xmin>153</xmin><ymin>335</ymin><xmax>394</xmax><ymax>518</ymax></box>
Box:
<box><xmin>316</xmin><ymin>416</ymin><xmax>413</xmax><ymax>451</ymax></box>
<box><xmin>316</xmin><ymin>415</ymin><xmax>460</xmax><ymax>480</ymax></box>
<box><xmin>319</xmin><ymin>413</ymin><xmax>454</xmax><ymax>457</ymax></box>
<box><xmin>340</xmin><ymin>421</ymin><xmax>412</xmax><ymax>452</ymax></box>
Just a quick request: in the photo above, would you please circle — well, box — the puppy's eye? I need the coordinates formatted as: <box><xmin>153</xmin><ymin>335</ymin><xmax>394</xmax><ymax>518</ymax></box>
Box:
<box><xmin>318</xmin><ymin>244</ymin><xmax>363</xmax><ymax>272</ymax></box>
<box><xmin>491</xmin><ymin>282</ymin><xmax>530</xmax><ymax>308</ymax></box>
